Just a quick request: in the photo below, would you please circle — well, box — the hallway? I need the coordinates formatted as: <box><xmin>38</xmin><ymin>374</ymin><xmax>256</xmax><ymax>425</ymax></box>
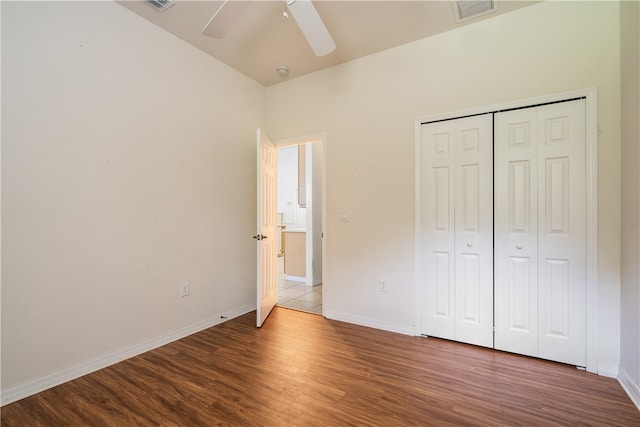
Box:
<box><xmin>277</xmin><ymin>256</ymin><xmax>322</xmax><ymax>315</ymax></box>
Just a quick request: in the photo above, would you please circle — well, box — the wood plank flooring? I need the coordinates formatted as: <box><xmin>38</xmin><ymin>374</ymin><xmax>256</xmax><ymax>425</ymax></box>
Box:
<box><xmin>2</xmin><ymin>307</ymin><xmax>639</xmax><ymax>426</ymax></box>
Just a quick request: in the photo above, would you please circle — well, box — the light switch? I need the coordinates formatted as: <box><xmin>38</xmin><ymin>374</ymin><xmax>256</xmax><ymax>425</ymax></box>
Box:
<box><xmin>339</xmin><ymin>210</ymin><xmax>350</xmax><ymax>222</ymax></box>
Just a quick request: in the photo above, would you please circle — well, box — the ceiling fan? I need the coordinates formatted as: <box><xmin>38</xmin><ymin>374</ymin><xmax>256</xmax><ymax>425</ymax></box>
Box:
<box><xmin>201</xmin><ymin>0</ymin><xmax>336</xmax><ymax>57</ymax></box>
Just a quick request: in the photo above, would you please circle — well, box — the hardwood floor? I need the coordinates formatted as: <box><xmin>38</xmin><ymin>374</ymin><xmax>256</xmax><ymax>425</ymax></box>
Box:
<box><xmin>2</xmin><ymin>307</ymin><xmax>639</xmax><ymax>426</ymax></box>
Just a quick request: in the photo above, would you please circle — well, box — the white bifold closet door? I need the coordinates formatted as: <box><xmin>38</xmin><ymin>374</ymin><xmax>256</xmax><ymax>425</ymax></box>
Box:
<box><xmin>494</xmin><ymin>99</ymin><xmax>587</xmax><ymax>366</ymax></box>
<box><xmin>420</xmin><ymin>114</ymin><xmax>493</xmax><ymax>348</ymax></box>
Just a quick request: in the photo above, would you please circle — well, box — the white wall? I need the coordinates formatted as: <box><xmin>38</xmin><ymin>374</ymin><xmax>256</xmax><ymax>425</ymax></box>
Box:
<box><xmin>1</xmin><ymin>1</ymin><xmax>264</xmax><ymax>402</ymax></box>
<box><xmin>619</xmin><ymin>0</ymin><xmax>640</xmax><ymax>408</ymax></box>
<box><xmin>266</xmin><ymin>1</ymin><xmax>623</xmax><ymax>367</ymax></box>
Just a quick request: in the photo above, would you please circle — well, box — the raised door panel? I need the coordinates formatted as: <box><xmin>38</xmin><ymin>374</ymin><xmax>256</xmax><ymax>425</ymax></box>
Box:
<box><xmin>494</xmin><ymin>108</ymin><xmax>539</xmax><ymax>357</ymax></box>
<box><xmin>421</xmin><ymin>122</ymin><xmax>455</xmax><ymax>339</ymax></box>
<box><xmin>507</xmin><ymin>256</ymin><xmax>534</xmax><ymax>332</ymax></box>
<box><xmin>434</xmin><ymin>167</ymin><xmax>451</xmax><ymax>231</ymax></box>
<box><xmin>537</xmin><ymin>100</ymin><xmax>586</xmax><ymax>366</ymax></box>
<box><xmin>454</xmin><ymin>115</ymin><xmax>493</xmax><ymax>348</ymax></box>
<box><xmin>434</xmin><ymin>252</ymin><xmax>452</xmax><ymax>319</ymax></box>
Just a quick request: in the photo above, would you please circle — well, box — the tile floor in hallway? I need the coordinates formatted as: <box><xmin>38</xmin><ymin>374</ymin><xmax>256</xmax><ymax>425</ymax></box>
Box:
<box><xmin>277</xmin><ymin>256</ymin><xmax>322</xmax><ymax>315</ymax></box>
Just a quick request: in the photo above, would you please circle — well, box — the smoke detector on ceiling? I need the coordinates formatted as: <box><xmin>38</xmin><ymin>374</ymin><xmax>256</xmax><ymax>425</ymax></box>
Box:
<box><xmin>453</xmin><ymin>0</ymin><xmax>496</xmax><ymax>23</ymax></box>
<box><xmin>277</xmin><ymin>67</ymin><xmax>290</xmax><ymax>77</ymax></box>
<box><xmin>147</xmin><ymin>0</ymin><xmax>174</xmax><ymax>13</ymax></box>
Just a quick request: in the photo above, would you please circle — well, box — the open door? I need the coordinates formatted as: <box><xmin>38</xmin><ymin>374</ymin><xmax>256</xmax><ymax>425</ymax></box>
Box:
<box><xmin>256</xmin><ymin>129</ymin><xmax>277</xmax><ymax>327</ymax></box>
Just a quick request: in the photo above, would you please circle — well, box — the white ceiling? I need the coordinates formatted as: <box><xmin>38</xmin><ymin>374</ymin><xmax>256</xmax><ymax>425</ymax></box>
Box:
<box><xmin>118</xmin><ymin>1</ymin><xmax>539</xmax><ymax>86</ymax></box>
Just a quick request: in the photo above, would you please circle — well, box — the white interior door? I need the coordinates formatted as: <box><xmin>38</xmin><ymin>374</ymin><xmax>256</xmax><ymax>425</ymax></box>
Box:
<box><xmin>494</xmin><ymin>107</ymin><xmax>540</xmax><ymax>358</ymax></box>
<box><xmin>421</xmin><ymin>119</ymin><xmax>455</xmax><ymax>340</ymax></box>
<box><xmin>256</xmin><ymin>129</ymin><xmax>277</xmax><ymax>327</ymax></box>
<box><xmin>495</xmin><ymin>100</ymin><xmax>586</xmax><ymax>366</ymax></box>
<box><xmin>421</xmin><ymin>114</ymin><xmax>493</xmax><ymax>347</ymax></box>
<box><xmin>537</xmin><ymin>100</ymin><xmax>586</xmax><ymax>366</ymax></box>
<box><xmin>453</xmin><ymin>115</ymin><xmax>494</xmax><ymax>348</ymax></box>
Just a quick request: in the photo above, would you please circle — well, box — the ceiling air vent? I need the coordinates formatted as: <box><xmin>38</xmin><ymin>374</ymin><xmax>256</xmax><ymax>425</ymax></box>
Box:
<box><xmin>453</xmin><ymin>0</ymin><xmax>496</xmax><ymax>23</ymax></box>
<box><xmin>147</xmin><ymin>0</ymin><xmax>174</xmax><ymax>12</ymax></box>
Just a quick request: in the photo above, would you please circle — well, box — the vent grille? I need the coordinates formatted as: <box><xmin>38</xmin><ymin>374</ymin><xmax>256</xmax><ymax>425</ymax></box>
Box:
<box><xmin>453</xmin><ymin>0</ymin><xmax>496</xmax><ymax>22</ymax></box>
<box><xmin>148</xmin><ymin>0</ymin><xmax>174</xmax><ymax>12</ymax></box>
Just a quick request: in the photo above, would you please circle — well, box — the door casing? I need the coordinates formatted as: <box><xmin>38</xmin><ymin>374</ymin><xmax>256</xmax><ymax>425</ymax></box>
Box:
<box><xmin>274</xmin><ymin>133</ymin><xmax>328</xmax><ymax>316</ymax></box>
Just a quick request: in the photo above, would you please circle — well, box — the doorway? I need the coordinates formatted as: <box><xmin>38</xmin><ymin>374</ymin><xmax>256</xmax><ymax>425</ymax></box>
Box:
<box><xmin>275</xmin><ymin>135</ymin><xmax>325</xmax><ymax>315</ymax></box>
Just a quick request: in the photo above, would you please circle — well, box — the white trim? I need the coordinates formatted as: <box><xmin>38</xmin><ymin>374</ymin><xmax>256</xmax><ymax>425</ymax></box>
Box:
<box><xmin>284</xmin><ymin>274</ymin><xmax>306</xmax><ymax>283</ymax></box>
<box><xmin>305</xmin><ymin>142</ymin><xmax>314</xmax><ymax>288</ymax></box>
<box><xmin>321</xmin><ymin>135</ymin><xmax>327</xmax><ymax>316</ymax></box>
<box><xmin>325</xmin><ymin>310</ymin><xmax>415</xmax><ymax>336</ymax></box>
<box><xmin>414</xmin><ymin>119</ymin><xmax>424</xmax><ymax>336</ymax></box>
<box><xmin>618</xmin><ymin>367</ymin><xmax>640</xmax><ymax>412</ymax></box>
<box><xmin>275</xmin><ymin>132</ymin><xmax>326</xmax><ymax>148</ymax></box>
<box><xmin>597</xmin><ymin>362</ymin><xmax>619</xmax><ymax>378</ymax></box>
<box><xmin>414</xmin><ymin>87</ymin><xmax>598</xmax><ymax>372</ymax></box>
<box><xmin>584</xmin><ymin>88</ymin><xmax>599</xmax><ymax>374</ymax></box>
<box><xmin>0</xmin><ymin>303</ymin><xmax>255</xmax><ymax>406</ymax></box>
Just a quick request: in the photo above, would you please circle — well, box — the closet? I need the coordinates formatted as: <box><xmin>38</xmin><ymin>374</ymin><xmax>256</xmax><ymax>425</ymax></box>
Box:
<box><xmin>419</xmin><ymin>98</ymin><xmax>587</xmax><ymax>367</ymax></box>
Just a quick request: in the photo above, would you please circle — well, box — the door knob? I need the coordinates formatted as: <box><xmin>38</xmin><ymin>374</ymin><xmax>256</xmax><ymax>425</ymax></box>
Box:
<box><xmin>252</xmin><ymin>234</ymin><xmax>268</xmax><ymax>240</ymax></box>
<box><xmin>516</xmin><ymin>244</ymin><xmax>523</xmax><ymax>250</ymax></box>
<box><xmin>466</xmin><ymin>242</ymin><xmax>473</xmax><ymax>247</ymax></box>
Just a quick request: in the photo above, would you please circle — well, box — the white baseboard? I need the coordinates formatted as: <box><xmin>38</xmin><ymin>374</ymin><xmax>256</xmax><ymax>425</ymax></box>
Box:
<box><xmin>324</xmin><ymin>310</ymin><xmax>415</xmax><ymax>336</ymax></box>
<box><xmin>1</xmin><ymin>303</ymin><xmax>255</xmax><ymax>406</ymax></box>
<box><xmin>597</xmin><ymin>362</ymin><xmax>619</xmax><ymax>378</ymax></box>
<box><xmin>618</xmin><ymin>367</ymin><xmax>640</xmax><ymax>412</ymax></box>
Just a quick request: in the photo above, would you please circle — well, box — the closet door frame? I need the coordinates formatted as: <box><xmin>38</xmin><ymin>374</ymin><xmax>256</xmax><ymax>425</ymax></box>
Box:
<box><xmin>414</xmin><ymin>87</ymin><xmax>598</xmax><ymax>373</ymax></box>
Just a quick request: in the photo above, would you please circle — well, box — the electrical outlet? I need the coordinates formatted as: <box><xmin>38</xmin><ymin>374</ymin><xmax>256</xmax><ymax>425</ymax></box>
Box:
<box><xmin>180</xmin><ymin>282</ymin><xmax>190</xmax><ymax>297</ymax></box>
<box><xmin>379</xmin><ymin>279</ymin><xmax>388</xmax><ymax>292</ymax></box>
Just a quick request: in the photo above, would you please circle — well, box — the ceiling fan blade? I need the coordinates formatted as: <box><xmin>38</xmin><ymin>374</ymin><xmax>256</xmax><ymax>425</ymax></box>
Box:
<box><xmin>287</xmin><ymin>0</ymin><xmax>336</xmax><ymax>57</ymax></box>
<box><xmin>202</xmin><ymin>0</ymin><xmax>251</xmax><ymax>38</ymax></box>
